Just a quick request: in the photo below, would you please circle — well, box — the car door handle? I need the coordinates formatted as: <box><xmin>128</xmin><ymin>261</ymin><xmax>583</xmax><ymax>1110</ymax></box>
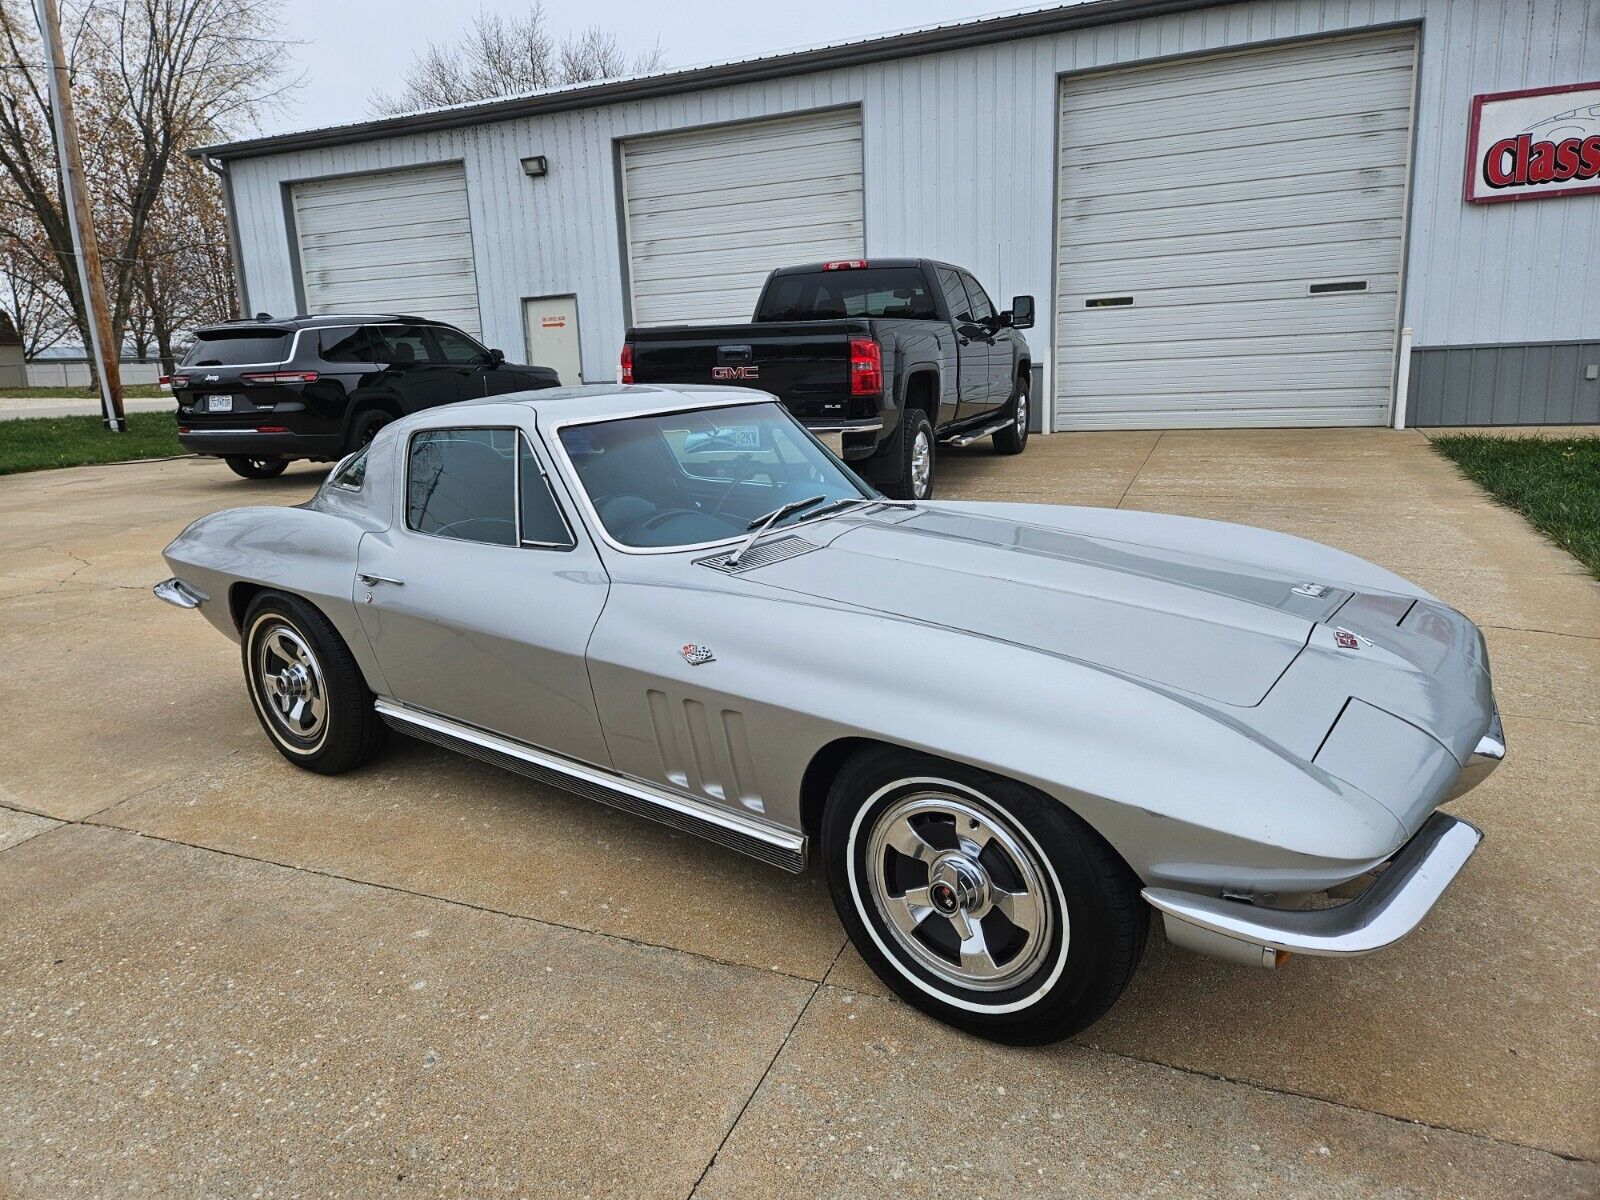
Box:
<box><xmin>358</xmin><ymin>573</ymin><xmax>404</xmax><ymax>586</ymax></box>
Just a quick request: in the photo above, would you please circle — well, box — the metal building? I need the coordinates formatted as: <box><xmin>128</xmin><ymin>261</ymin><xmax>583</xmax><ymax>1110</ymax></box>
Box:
<box><xmin>196</xmin><ymin>0</ymin><xmax>1600</xmax><ymax>430</ymax></box>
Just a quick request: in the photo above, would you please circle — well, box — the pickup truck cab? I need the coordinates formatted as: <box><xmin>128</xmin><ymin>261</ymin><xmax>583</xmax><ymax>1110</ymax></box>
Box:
<box><xmin>622</xmin><ymin>259</ymin><xmax>1034</xmax><ymax>499</ymax></box>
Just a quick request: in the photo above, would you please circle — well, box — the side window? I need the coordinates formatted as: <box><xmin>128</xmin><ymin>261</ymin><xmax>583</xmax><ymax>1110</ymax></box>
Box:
<box><xmin>406</xmin><ymin>428</ymin><xmax>518</xmax><ymax>546</ymax></box>
<box><xmin>959</xmin><ymin>273</ymin><xmax>995</xmax><ymax>323</ymax></box>
<box><xmin>936</xmin><ymin>267</ymin><xmax>971</xmax><ymax>322</ymax></box>
<box><xmin>328</xmin><ymin>447</ymin><xmax>369</xmax><ymax>491</ymax></box>
<box><xmin>518</xmin><ymin>435</ymin><xmax>574</xmax><ymax>548</ymax></box>
<box><xmin>378</xmin><ymin>324</ymin><xmax>434</xmax><ymax>366</ymax></box>
<box><xmin>320</xmin><ymin>326</ymin><xmax>382</xmax><ymax>363</ymax></box>
<box><xmin>432</xmin><ymin>327</ymin><xmax>490</xmax><ymax>365</ymax></box>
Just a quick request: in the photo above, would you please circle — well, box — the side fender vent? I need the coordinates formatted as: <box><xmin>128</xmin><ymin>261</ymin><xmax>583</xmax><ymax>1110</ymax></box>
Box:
<box><xmin>699</xmin><ymin>535</ymin><xmax>819</xmax><ymax>574</ymax></box>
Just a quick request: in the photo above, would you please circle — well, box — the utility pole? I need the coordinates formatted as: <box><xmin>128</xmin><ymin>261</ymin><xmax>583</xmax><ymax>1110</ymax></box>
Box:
<box><xmin>34</xmin><ymin>0</ymin><xmax>124</xmax><ymax>431</ymax></box>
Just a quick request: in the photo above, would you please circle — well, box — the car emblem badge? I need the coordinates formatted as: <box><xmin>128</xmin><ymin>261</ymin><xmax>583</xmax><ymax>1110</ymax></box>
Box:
<box><xmin>680</xmin><ymin>644</ymin><xmax>716</xmax><ymax>666</ymax></box>
<box><xmin>1334</xmin><ymin>629</ymin><xmax>1362</xmax><ymax>650</ymax></box>
<box><xmin>1292</xmin><ymin>582</ymin><xmax>1330</xmax><ymax>598</ymax></box>
<box><xmin>203</xmin><ymin>374</ymin><xmax>220</xmax><ymax>382</ymax></box>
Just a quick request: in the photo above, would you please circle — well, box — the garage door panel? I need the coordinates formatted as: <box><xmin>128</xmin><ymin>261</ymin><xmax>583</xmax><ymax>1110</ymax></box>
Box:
<box><xmin>1060</xmin><ymin>131</ymin><xmax>1409</xmax><ymax>199</ymax></box>
<box><xmin>623</xmin><ymin>110</ymin><xmax>864</xmax><ymax>326</ymax></box>
<box><xmin>1066</xmin><ymin>36</ymin><xmax>1415</xmax><ymax>110</ymax></box>
<box><xmin>292</xmin><ymin>163</ymin><xmax>481</xmax><ymax>336</ymax></box>
<box><xmin>1060</xmin><ymin>239</ymin><xmax>1402</xmax><ymax>295</ymax></box>
<box><xmin>1065</xmin><ymin>217</ymin><xmax>1403</xmax><ymax>267</ymax></box>
<box><xmin>1063</xmin><ymin>188</ymin><xmax>1407</xmax><ymax>245</ymax></box>
<box><xmin>1053</xmin><ymin>30</ymin><xmax>1415</xmax><ymax>430</ymax></box>
<box><xmin>1062</xmin><ymin>166</ymin><xmax>1410</xmax><ymax>220</ymax></box>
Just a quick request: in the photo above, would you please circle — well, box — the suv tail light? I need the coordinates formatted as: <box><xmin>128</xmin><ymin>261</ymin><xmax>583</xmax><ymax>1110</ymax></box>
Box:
<box><xmin>824</xmin><ymin>259</ymin><xmax>868</xmax><ymax>271</ymax></box>
<box><xmin>170</xmin><ymin>375</ymin><xmax>189</xmax><ymax>389</ymax></box>
<box><xmin>620</xmin><ymin>342</ymin><xmax>634</xmax><ymax>384</ymax></box>
<box><xmin>849</xmin><ymin>337</ymin><xmax>882</xmax><ymax>397</ymax></box>
<box><xmin>242</xmin><ymin>370</ymin><xmax>318</xmax><ymax>384</ymax></box>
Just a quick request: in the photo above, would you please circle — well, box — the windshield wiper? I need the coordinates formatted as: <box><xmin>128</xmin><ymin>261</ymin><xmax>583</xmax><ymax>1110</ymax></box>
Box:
<box><xmin>728</xmin><ymin>494</ymin><xmax>827</xmax><ymax>567</ymax></box>
<box><xmin>805</xmin><ymin>496</ymin><xmax>875</xmax><ymax>521</ymax></box>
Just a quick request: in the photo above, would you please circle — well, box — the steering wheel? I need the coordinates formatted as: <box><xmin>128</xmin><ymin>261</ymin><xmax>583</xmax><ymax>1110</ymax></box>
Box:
<box><xmin>708</xmin><ymin>459</ymin><xmax>773</xmax><ymax>518</ymax></box>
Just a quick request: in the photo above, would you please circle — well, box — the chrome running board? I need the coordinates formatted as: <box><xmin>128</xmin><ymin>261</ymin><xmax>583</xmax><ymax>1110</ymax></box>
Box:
<box><xmin>375</xmin><ymin>699</ymin><xmax>807</xmax><ymax>873</ymax></box>
<box><xmin>942</xmin><ymin>418</ymin><xmax>1013</xmax><ymax>447</ymax></box>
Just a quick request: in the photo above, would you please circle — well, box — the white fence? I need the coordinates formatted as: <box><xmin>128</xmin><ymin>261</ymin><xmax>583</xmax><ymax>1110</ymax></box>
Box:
<box><xmin>14</xmin><ymin>360</ymin><xmax>165</xmax><ymax>388</ymax></box>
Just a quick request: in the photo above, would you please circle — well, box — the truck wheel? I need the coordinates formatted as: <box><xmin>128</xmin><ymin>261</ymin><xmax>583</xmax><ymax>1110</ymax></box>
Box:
<box><xmin>873</xmin><ymin>409</ymin><xmax>935</xmax><ymax>500</ymax></box>
<box><xmin>992</xmin><ymin>374</ymin><xmax>1030</xmax><ymax>455</ymax></box>
<box><xmin>225</xmin><ymin>456</ymin><xmax>289</xmax><ymax>480</ymax></box>
<box><xmin>822</xmin><ymin>746</ymin><xmax>1147</xmax><ymax>1045</ymax></box>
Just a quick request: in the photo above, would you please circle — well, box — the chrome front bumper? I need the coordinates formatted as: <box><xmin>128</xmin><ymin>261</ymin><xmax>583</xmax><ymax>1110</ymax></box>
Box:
<box><xmin>153</xmin><ymin>577</ymin><xmax>207</xmax><ymax>609</ymax></box>
<box><xmin>1143</xmin><ymin>811</ymin><xmax>1485</xmax><ymax>969</ymax></box>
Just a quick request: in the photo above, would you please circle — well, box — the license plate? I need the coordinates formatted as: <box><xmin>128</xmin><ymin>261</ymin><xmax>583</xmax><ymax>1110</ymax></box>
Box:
<box><xmin>207</xmin><ymin>395</ymin><xmax>234</xmax><ymax>413</ymax></box>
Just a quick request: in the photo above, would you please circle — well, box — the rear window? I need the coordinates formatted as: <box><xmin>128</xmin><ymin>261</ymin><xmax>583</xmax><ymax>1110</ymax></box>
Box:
<box><xmin>182</xmin><ymin>329</ymin><xmax>291</xmax><ymax>367</ymax></box>
<box><xmin>755</xmin><ymin>268</ymin><xmax>937</xmax><ymax>322</ymax></box>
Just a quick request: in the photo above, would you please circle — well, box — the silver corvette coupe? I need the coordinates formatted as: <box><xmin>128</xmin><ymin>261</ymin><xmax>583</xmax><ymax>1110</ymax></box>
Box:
<box><xmin>157</xmin><ymin>385</ymin><xmax>1503</xmax><ymax>1043</ymax></box>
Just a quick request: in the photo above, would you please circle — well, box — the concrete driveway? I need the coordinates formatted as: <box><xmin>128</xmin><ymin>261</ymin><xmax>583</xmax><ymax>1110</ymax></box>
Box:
<box><xmin>1</xmin><ymin>431</ymin><xmax>1596</xmax><ymax>1198</ymax></box>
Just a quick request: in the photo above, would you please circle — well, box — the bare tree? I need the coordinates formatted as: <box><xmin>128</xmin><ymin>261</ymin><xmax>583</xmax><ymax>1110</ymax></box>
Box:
<box><xmin>0</xmin><ymin>0</ymin><xmax>297</xmax><ymax>373</ymax></box>
<box><xmin>132</xmin><ymin>149</ymin><xmax>236</xmax><ymax>370</ymax></box>
<box><xmin>371</xmin><ymin>4</ymin><xmax>664</xmax><ymax>115</ymax></box>
<box><xmin>0</xmin><ymin>216</ymin><xmax>73</xmax><ymax>356</ymax></box>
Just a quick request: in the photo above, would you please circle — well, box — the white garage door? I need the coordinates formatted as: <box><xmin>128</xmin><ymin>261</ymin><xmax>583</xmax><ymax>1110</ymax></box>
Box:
<box><xmin>622</xmin><ymin>109</ymin><xmax>865</xmax><ymax>326</ymax></box>
<box><xmin>292</xmin><ymin>162</ymin><xmax>482</xmax><ymax>336</ymax></box>
<box><xmin>1054</xmin><ymin>30</ymin><xmax>1417</xmax><ymax>429</ymax></box>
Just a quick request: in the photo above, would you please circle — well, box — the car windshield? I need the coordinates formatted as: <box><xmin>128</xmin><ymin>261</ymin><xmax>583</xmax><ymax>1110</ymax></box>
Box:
<box><xmin>558</xmin><ymin>402</ymin><xmax>874</xmax><ymax>549</ymax></box>
<box><xmin>182</xmin><ymin>328</ymin><xmax>291</xmax><ymax>366</ymax></box>
<box><xmin>755</xmin><ymin>268</ymin><xmax>937</xmax><ymax>321</ymax></box>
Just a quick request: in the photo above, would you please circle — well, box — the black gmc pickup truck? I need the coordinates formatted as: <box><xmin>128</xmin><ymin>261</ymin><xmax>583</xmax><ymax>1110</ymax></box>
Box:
<box><xmin>622</xmin><ymin>259</ymin><xmax>1034</xmax><ymax>499</ymax></box>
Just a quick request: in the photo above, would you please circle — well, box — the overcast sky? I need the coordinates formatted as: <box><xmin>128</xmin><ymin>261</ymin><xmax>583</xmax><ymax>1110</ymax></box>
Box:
<box><xmin>263</xmin><ymin>0</ymin><xmax>1050</xmax><ymax>136</ymax></box>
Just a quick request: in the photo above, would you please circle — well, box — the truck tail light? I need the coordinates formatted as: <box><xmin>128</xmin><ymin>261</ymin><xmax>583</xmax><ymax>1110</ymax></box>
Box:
<box><xmin>620</xmin><ymin>342</ymin><xmax>634</xmax><ymax>384</ymax></box>
<box><xmin>824</xmin><ymin>259</ymin><xmax>868</xmax><ymax>271</ymax></box>
<box><xmin>849</xmin><ymin>337</ymin><xmax>882</xmax><ymax>397</ymax></box>
<box><xmin>241</xmin><ymin>371</ymin><xmax>318</xmax><ymax>384</ymax></box>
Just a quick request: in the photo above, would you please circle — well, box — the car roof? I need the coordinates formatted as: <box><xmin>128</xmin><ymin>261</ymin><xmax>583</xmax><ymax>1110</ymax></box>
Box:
<box><xmin>193</xmin><ymin>313</ymin><xmax>446</xmax><ymax>334</ymax></box>
<box><xmin>400</xmin><ymin>383</ymin><xmax>775</xmax><ymax>428</ymax></box>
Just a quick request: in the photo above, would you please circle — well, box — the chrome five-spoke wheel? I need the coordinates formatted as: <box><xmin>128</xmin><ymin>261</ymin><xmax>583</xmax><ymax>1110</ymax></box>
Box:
<box><xmin>255</xmin><ymin>623</ymin><xmax>328</xmax><ymax>745</ymax></box>
<box><xmin>865</xmin><ymin>791</ymin><xmax>1056</xmax><ymax>990</ymax></box>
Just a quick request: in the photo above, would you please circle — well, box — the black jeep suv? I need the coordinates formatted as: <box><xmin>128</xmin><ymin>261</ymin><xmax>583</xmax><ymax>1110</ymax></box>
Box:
<box><xmin>174</xmin><ymin>314</ymin><xmax>560</xmax><ymax>479</ymax></box>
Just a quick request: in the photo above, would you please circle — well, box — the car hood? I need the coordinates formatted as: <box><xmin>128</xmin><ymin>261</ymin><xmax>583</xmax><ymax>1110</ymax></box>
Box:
<box><xmin>746</xmin><ymin>506</ymin><xmax>1350</xmax><ymax>706</ymax></box>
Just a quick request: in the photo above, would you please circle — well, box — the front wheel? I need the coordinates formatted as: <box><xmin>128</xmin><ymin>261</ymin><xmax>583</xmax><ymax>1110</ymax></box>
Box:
<box><xmin>992</xmin><ymin>373</ymin><xmax>1030</xmax><ymax>455</ymax></box>
<box><xmin>241</xmin><ymin>591</ymin><xmax>386</xmax><ymax>775</ymax></box>
<box><xmin>225</xmin><ymin>455</ymin><xmax>289</xmax><ymax>480</ymax></box>
<box><xmin>822</xmin><ymin>747</ymin><xmax>1146</xmax><ymax>1044</ymax></box>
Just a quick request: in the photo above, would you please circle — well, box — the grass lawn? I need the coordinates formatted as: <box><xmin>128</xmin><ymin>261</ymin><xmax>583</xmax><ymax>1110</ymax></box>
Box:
<box><xmin>0</xmin><ymin>411</ymin><xmax>184</xmax><ymax>476</ymax></box>
<box><xmin>0</xmin><ymin>383</ymin><xmax>167</xmax><ymax>399</ymax></box>
<box><xmin>1431</xmin><ymin>434</ymin><xmax>1600</xmax><ymax>580</ymax></box>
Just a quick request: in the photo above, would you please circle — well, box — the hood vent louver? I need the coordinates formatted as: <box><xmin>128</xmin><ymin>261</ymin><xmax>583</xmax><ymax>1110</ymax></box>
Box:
<box><xmin>700</xmin><ymin>535</ymin><xmax>819</xmax><ymax>574</ymax></box>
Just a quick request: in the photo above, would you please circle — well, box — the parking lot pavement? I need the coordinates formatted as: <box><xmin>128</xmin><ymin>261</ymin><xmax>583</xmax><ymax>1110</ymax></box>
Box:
<box><xmin>1</xmin><ymin>437</ymin><xmax>1597</xmax><ymax>1196</ymax></box>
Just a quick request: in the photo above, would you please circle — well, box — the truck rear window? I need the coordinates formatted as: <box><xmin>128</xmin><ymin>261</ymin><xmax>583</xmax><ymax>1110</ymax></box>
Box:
<box><xmin>182</xmin><ymin>329</ymin><xmax>291</xmax><ymax>367</ymax></box>
<box><xmin>756</xmin><ymin>268</ymin><xmax>937</xmax><ymax>322</ymax></box>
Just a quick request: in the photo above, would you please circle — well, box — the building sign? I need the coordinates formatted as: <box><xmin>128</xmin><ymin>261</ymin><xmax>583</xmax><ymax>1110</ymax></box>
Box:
<box><xmin>1465</xmin><ymin>81</ymin><xmax>1600</xmax><ymax>204</ymax></box>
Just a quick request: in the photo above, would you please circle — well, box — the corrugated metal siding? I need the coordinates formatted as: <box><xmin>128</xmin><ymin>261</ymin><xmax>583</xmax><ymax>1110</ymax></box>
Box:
<box><xmin>1054</xmin><ymin>29</ymin><xmax>1416</xmax><ymax>428</ymax></box>
<box><xmin>621</xmin><ymin>110</ymin><xmax>865</xmax><ymax>325</ymax></box>
<box><xmin>1410</xmin><ymin>342</ymin><xmax>1600</xmax><ymax>425</ymax></box>
<box><xmin>225</xmin><ymin>0</ymin><xmax>1595</xmax><ymax>421</ymax></box>
<box><xmin>291</xmin><ymin>163</ymin><xmax>482</xmax><ymax>336</ymax></box>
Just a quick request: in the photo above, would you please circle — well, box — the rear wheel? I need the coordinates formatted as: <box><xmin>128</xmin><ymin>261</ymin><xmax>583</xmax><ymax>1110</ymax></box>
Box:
<box><xmin>992</xmin><ymin>373</ymin><xmax>1030</xmax><ymax>455</ymax></box>
<box><xmin>241</xmin><ymin>591</ymin><xmax>386</xmax><ymax>775</ymax></box>
<box><xmin>870</xmin><ymin>409</ymin><xmax>935</xmax><ymax>500</ymax></box>
<box><xmin>346</xmin><ymin>408</ymin><xmax>394</xmax><ymax>453</ymax></box>
<box><xmin>822</xmin><ymin>746</ymin><xmax>1146</xmax><ymax>1044</ymax></box>
<box><xmin>225</xmin><ymin>455</ymin><xmax>288</xmax><ymax>480</ymax></box>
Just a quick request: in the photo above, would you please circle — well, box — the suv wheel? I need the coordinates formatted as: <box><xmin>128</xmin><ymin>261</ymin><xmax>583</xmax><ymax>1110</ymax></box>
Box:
<box><xmin>225</xmin><ymin>456</ymin><xmax>289</xmax><ymax>480</ymax></box>
<box><xmin>872</xmin><ymin>409</ymin><xmax>935</xmax><ymax>501</ymax></box>
<box><xmin>346</xmin><ymin>408</ymin><xmax>394</xmax><ymax>452</ymax></box>
<box><xmin>992</xmin><ymin>374</ymin><xmax>1030</xmax><ymax>456</ymax></box>
<box><xmin>822</xmin><ymin>747</ymin><xmax>1146</xmax><ymax>1044</ymax></box>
